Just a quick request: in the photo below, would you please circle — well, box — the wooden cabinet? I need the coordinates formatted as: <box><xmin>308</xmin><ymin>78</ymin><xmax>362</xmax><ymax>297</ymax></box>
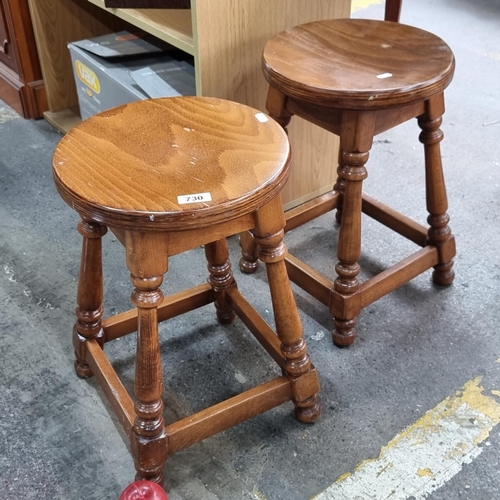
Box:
<box><xmin>28</xmin><ymin>0</ymin><xmax>351</xmax><ymax>208</ymax></box>
<box><xmin>0</xmin><ymin>0</ymin><xmax>47</xmax><ymax>118</ymax></box>
<box><xmin>0</xmin><ymin>1</ymin><xmax>19</xmax><ymax>73</ymax></box>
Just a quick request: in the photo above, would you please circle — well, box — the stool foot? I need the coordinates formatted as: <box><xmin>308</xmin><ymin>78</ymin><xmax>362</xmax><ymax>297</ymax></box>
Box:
<box><xmin>205</xmin><ymin>240</ymin><xmax>237</xmax><ymax>323</ymax></box>
<box><xmin>73</xmin><ymin>329</ymin><xmax>94</xmax><ymax>378</ymax></box>
<box><xmin>239</xmin><ymin>256</ymin><xmax>259</xmax><ymax>274</ymax></box>
<box><xmin>131</xmin><ymin>439</ymin><xmax>167</xmax><ymax>487</ymax></box>
<box><xmin>217</xmin><ymin>312</ymin><xmax>237</xmax><ymax>324</ymax></box>
<box><xmin>294</xmin><ymin>394</ymin><xmax>321</xmax><ymax>424</ymax></box>
<box><xmin>239</xmin><ymin>231</ymin><xmax>259</xmax><ymax>274</ymax></box>
<box><xmin>332</xmin><ymin>317</ymin><xmax>356</xmax><ymax>347</ymax></box>
<box><xmin>74</xmin><ymin>359</ymin><xmax>93</xmax><ymax>378</ymax></box>
<box><xmin>432</xmin><ymin>261</ymin><xmax>455</xmax><ymax>286</ymax></box>
<box><xmin>334</xmin><ymin>209</ymin><xmax>343</xmax><ymax>225</ymax></box>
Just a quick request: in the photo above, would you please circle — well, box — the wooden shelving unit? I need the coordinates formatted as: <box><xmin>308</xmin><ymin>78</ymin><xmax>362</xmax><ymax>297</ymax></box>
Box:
<box><xmin>28</xmin><ymin>0</ymin><xmax>351</xmax><ymax>208</ymax></box>
<box><xmin>88</xmin><ymin>0</ymin><xmax>194</xmax><ymax>54</ymax></box>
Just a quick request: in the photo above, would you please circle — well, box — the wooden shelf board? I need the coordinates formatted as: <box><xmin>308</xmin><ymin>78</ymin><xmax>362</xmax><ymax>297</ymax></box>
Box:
<box><xmin>283</xmin><ymin>184</ymin><xmax>335</xmax><ymax>212</ymax></box>
<box><xmin>88</xmin><ymin>0</ymin><xmax>195</xmax><ymax>55</ymax></box>
<box><xmin>44</xmin><ymin>106</ymin><xmax>81</xmax><ymax>133</ymax></box>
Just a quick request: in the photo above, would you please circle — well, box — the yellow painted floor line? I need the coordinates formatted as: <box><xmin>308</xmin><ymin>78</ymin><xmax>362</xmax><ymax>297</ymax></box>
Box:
<box><xmin>312</xmin><ymin>377</ymin><xmax>500</xmax><ymax>500</ymax></box>
<box><xmin>351</xmin><ymin>0</ymin><xmax>384</xmax><ymax>14</ymax></box>
<box><xmin>252</xmin><ymin>489</ymin><xmax>269</xmax><ymax>500</ymax></box>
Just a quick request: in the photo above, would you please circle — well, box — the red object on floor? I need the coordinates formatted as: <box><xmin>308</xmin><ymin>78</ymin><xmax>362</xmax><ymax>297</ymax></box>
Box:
<box><xmin>119</xmin><ymin>481</ymin><xmax>168</xmax><ymax>500</ymax></box>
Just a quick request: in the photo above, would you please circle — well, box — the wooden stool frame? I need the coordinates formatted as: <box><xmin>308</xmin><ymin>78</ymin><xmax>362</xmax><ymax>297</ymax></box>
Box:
<box><xmin>240</xmin><ymin>20</ymin><xmax>456</xmax><ymax>347</ymax></box>
<box><xmin>54</xmin><ymin>97</ymin><xmax>320</xmax><ymax>487</ymax></box>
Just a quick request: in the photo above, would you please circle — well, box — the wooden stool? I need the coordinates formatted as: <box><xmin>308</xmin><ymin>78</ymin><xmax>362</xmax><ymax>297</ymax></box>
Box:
<box><xmin>53</xmin><ymin>97</ymin><xmax>320</xmax><ymax>487</ymax></box>
<box><xmin>384</xmin><ymin>0</ymin><xmax>403</xmax><ymax>22</ymax></box>
<box><xmin>240</xmin><ymin>19</ymin><xmax>456</xmax><ymax>347</ymax></box>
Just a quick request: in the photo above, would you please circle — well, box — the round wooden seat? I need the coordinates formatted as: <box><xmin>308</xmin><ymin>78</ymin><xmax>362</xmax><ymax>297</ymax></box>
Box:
<box><xmin>241</xmin><ymin>18</ymin><xmax>456</xmax><ymax>347</ymax></box>
<box><xmin>53</xmin><ymin>97</ymin><xmax>290</xmax><ymax>230</ymax></box>
<box><xmin>53</xmin><ymin>96</ymin><xmax>320</xmax><ymax>490</ymax></box>
<box><xmin>262</xmin><ymin>19</ymin><xmax>455</xmax><ymax>109</ymax></box>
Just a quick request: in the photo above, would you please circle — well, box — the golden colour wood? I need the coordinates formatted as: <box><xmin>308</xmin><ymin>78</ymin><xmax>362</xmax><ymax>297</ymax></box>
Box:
<box><xmin>241</xmin><ymin>19</ymin><xmax>456</xmax><ymax>347</ymax></box>
<box><xmin>53</xmin><ymin>96</ymin><xmax>320</xmax><ymax>488</ymax></box>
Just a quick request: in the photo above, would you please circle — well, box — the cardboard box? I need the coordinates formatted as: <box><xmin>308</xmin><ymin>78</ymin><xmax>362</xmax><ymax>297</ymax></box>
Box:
<box><xmin>68</xmin><ymin>31</ymin><xmax>196</xmax><ymax>120</ymax></box>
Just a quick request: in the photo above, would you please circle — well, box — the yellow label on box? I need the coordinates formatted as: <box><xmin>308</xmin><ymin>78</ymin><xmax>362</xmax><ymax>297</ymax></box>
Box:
<box><xmin>75</xmin><ymin>60</ymin><xmax>101</xmax><ymax>94</ymax></box>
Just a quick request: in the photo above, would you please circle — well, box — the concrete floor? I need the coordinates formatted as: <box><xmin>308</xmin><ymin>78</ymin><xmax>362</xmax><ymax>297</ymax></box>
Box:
<box><xmin>1</xmin><ymin>0</ymin><xmax>499</xmax><ymax>499</ymax></box>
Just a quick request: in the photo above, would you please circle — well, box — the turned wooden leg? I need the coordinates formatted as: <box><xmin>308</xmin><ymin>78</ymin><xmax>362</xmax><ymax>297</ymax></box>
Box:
<box><xmin>384</xmin><ymin>0</ymin><xmax>402</xmax><ymax>22</ymax></box>
<box><xmin>253</xmin><ymin>196</ymin><xmax>320</xmax><ymax>424</ymax></box>
<box><xmin>334</xmin><ymin>143</ymin><xmax>346</xmax><ymax>225</ymax></box>
<box><xmin>130</xmin><ymin>274</ymin><xmax>168</xmax><ymax>485</ymax></box>
<box><xmin>205</xmin><ymin>239</ymin><xmax>237</xmax><ymax>323</ymax></box>
<box><xmin>418</xmin><ymin>94</ymin><xmax>456</xmax><ymax>286</ymax></box>
<box><xmin>125</xmin><ymin>231</ymin><xmax>169</xmax><ymax>486</ymax></box>
<box><xmin>239</xmin><ymin>85</ymin><xmax>293</xmax><ymax>274</ymax></box>
<box><xmin>332</xmin><ymin>111</ymin><xmax>374</xmax><ymax>347</ymax></box>
<box><xmin>265</xmin><ymin>86</ymin><xmax>293</xmax><ymax>131</ymax></box>
<box><xmin>73</xmin><ymin>219</ymin><xmax>107</xmax><ymax>378</ymax></box>
<box><xmin>239</xmin><ymin>231</ymin><xmax>259</xmax><ymax>274</ymax></box>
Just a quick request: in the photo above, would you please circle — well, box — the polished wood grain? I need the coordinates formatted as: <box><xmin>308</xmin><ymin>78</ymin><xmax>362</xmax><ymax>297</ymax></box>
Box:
<box><xmin>54</xmin><ymin>96</ymin><xmax>320</xmax><ymax>488</ymax></box>
<box><xmin>54</xmin><ymin>97</ymin><xmax>290</xmax><ymax>231</ymax></box>
<box><xmin>242</xmin><ymin>19</ymin><xmax>456</xmax><ymax>347</ymax></box>
<box><xmin>263</xmin><ymin>19</ymin><xmax>455</xmax><ymax>109</ymax></box>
